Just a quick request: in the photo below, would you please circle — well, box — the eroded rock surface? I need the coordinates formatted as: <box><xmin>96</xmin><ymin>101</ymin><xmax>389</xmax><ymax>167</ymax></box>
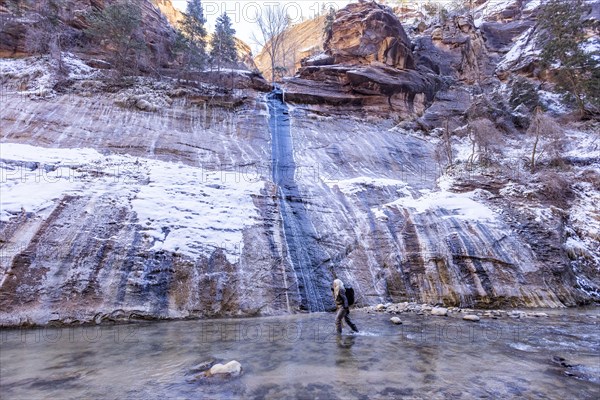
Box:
<box><xmin>0</xmin><ymin>0</ymin><xmax>598</xmax><ymax>326</ymax></box>
<box><xmin>325</xmin><ymin>1</ymin><xmax>415</xmax><ymax>69</ymax></box>
<box><xmin>285</xmin><ymin>1</ymin><xmax>442</xmax><ymax>118</ymax></box>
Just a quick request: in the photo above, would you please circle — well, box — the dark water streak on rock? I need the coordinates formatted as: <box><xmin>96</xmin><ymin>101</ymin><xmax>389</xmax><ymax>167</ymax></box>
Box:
<box><xmin>268</xmin><ymin>90</ymin><xmax>333</xmax><ymax>312</ymax></box>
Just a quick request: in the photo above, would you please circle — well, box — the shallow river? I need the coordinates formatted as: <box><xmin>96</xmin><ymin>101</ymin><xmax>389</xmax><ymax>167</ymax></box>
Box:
<box><xmin>1</xmin><ymin>308</ymin><xmax>599</xmax><ymax>399</ymax></box>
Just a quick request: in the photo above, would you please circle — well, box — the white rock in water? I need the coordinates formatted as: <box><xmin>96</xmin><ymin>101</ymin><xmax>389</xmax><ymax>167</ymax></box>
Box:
<box><xmin>509</xmin><ymin>311</ymin><xmax>527</xmax><ymax>318</ymax></box>
<box><xmin>463</xmin><ymin>314</ymin><xmax>480</xmax><ymax>322</ymax></box>
<box><xmin>208</xmin><ymin>360</ymin><xmax>242</xmax><ymax>377</ymax></box>
<box><xmin>430</xmin><ymin>307</ymin><xmax>448</xmax><ymax>316</ymax></box>
<box><xmin>390</xmin><ymin>317</ymin><xmax>402</xmax><ymax>325</ymax></box>
<box><xmin>375</xmin><ymin>304</ymin><xmax>386</xmax><ymax>311</ymax></box>
<box><xmin>531</xmin><ymin>312</ymin><xmax>548</xmax><ymax>317</ymax></box>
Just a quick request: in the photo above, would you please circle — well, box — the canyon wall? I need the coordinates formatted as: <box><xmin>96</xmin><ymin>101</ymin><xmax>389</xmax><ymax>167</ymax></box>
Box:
<box><xmin>0</xmin><ymin>0</ymin><xmax>598</xmax><ymax>326</ymax></box>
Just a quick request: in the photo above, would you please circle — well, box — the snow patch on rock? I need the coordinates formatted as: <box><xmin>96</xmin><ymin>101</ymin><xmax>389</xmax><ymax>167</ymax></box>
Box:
<box><xmin>497</xmin><ymin>27</ymin><xmax>539</xmax><ymax>72</ymax></box>
<box><xmin>0</xmin><ymin>143</ymin><xmax>265</xmax><ymax>263</ymax></box>
<box><xmin>0</xmin><ymin>53</ymin><xmax>99</xmax><ymax>97</ymax></box>
<box><xmin>324</xmin><ymin>177</ymin><xmax>411</xmax><ymax>196</ymax></box>
<box><xmin>384</xmin><ymin>188</ymin><xmax>500</xmax><ymax>223</ymax></box>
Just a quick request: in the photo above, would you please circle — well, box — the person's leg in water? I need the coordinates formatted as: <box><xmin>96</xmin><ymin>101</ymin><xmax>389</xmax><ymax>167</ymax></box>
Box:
<box><xmin>344</xmin><ymin>312</ymin><xmax>359</xmax><ymax>332</ymax></box>
<box><xmin>336</xmin><ymin>308</ymin><xmax>359</xmax><ymax>334</ymax></box>
<box><xmin>335</xmin><ymin>307</ymin><xmax>346</xmax><ymax>334</ymax></box>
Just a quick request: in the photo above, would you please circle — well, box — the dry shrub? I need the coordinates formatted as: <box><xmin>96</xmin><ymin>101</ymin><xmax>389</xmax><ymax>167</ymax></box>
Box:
<box><xmin>527</xmin><ymin>108</ymin><xmax>565</xmax><ymax>172</ymax></box>
<box><xmin>579</xmin><ymin>169</ymin><xmax>600</xmax><ymax>191</ymax></box>
<box><xmin>467</xmin><ymin>118</ymin><xmax>505</xmax><ymax>166</ymax></box>
<box><xmin>536</xmin><ymin>171</ymin><xmax>574</xmax><ymax>209</ymax></box>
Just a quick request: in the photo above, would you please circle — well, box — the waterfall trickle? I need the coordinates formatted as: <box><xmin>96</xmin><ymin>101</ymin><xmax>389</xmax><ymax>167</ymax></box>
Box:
<box><xmin>267</xmin><ymin>89</ymin><xmax>333</xmax><ymax>312</ymax></box>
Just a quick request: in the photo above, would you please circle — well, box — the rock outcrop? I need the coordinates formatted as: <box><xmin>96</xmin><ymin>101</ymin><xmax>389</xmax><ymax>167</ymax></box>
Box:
<box><xmin>0</xmin><ymin>0</ymin><xmax>181</xmax><ymax>67</ymax></box>
<box><xmin>0</xmin><ymin>0</ymin><xmax>257</xmax><ymax>71</ymax></box>
<box><xmin>324</xmin><ymin>2</ymin><xmax>415</xmax><ymax>69</ymax></box>
<box><xmin>284</xmin><ymin>1</ymin><xmax>442</xmax><ymax>118</ymax></box>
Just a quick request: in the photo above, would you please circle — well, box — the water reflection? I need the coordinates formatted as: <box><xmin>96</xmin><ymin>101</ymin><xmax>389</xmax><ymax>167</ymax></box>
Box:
<box><xmin>0</xmin><ymin>309</ymin><xmax>599</xmax><ymax>399</ymax></box>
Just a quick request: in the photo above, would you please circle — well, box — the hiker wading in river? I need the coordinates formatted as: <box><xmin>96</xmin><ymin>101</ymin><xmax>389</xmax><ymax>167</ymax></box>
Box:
<box><xmin>333</xmin><ymin>279</ymin><xmax>359</xmax><ymax>334</ymax></box>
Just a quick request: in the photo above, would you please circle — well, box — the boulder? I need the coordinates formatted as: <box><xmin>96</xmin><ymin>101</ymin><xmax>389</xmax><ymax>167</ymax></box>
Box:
<box><xmin>325</xmin><ymin>1</ymin><xmax>415</xmax><ymax>70</ymax></box>
<box><xmin>375</xmin><ymin>304</ymin><xmax>386</xmax><ymax>311</ymax></box>
<box><xmin>463</xmin><ymin>314</ymin><xmax>481</xmax><ymax>322</ymax></box>
<box><xmin>302</xmin><ymin>53</ymin><xmax>336</xmax><ymax>67</ymax></box>
<box><xmin>509</xmin><ymin>311</ymin><xmax>528</xmax><ymax>319</ymax></box>
<box><xmin>430</xmin><ymin>307</ymin><xmax>448</xmax><ymax>316</ymax></box>
<box><xmin>207</xmin><ymin>360</ymin><xmax>242</xmax><ymax>377</ymax></box>
<box><xmin>390</xmin><ymin>316</ymin><xmax>402</xmax><ymax>324</ymax></box>
<box><xmin>135</xmin><ymin>99</ymin><xmax>159</xmax><ymax>112</ymax></box>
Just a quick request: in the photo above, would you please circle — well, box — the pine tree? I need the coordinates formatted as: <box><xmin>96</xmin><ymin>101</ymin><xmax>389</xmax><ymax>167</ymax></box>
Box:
<box><xmin>323</xmin><ymin>6</ymin><xmax>336</xmax><ymax>44</ymax></box>
<box><xmin>210</xmin><ymin>13</ymin><xmax>238</xmax><ymax>71</ymax></box>
<box><xmin>538</xmin><ymin>0</ymin><xmax>600</xmax><ymax>115</ymax></box>
<box><xmin>86</xmin><ymin>0</ymin><xmax>144</xmax><ymax>76</ymax></box>
<box><xmin>180</xmin><ymin>0</ymin><xmax>208</xmax><ymax>70</ymax></box>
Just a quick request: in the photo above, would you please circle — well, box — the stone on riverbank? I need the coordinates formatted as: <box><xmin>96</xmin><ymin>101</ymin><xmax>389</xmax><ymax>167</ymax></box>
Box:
<box><xmin>431</xmin><ymin>307</ymin><xmax>448</xmax><ymax>316</ymax></box>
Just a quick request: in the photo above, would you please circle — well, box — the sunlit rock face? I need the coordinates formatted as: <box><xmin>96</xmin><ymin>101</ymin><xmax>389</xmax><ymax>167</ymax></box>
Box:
<box><xmin>0</xmin><ymin>0</ymin><xmax>257</xmax><ymax>71</ymax></box>
<box><xmin>325</xmin><ymin>1</ymin><xmax>415</xmax><ymax>69</ymax></box>
<box><xmin>284</xmin><ymin>1</ymin><xmax>442</xmax><ymax>118</ymax></box>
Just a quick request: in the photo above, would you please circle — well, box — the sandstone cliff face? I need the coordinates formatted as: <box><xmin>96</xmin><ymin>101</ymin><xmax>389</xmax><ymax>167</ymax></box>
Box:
<box><xmin>326</xmin><ymin>1</ymin><xmax>415</xmax><ymax>69</ymax></box>
<box><xmin>0</xmin><ymin>0</ymin><xmax>180</xmax><ymax>67</ymax></box>
<box><xmin>0</xmin><ymin>67</ymin><xmax>595</xmax><ymax>326</ymax></box>
<box><xmin>284</xmin><ymin>1</ymin><xmax>442</xmax><ymax>119</ymax></box>
<box><xmin>0</xmin><ymin>0</ymin><xmax>598</xmax><ymax>326</ymax></box>
<box><xmin>150</xmin><ymin>0</ymin><xmax>182</xmax><ymax>28</ymax></box>
<box><xmin>254</xmin><ymin>15</ymin><xmax>327</xmax><ymax>80</ymax></box>
<box><xmin>0</xmin><ymin>72</ymin><xmax>290</xmax><ymax>325</ymax></box>
<box><xmin>0</xmin><ymin>0</ymin><xmax>257</xmax><ymax>71</ymax></box>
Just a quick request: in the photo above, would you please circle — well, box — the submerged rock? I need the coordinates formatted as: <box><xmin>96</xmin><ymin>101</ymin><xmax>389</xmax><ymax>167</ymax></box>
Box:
<box><xmin>189</xmin><ymin>358</ymin><xmax>217</xmax><ymax>374</ymax></box>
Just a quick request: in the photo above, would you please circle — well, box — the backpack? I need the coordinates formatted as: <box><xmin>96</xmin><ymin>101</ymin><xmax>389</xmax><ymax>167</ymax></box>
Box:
<box><xmin>346</xmin><ymin>287</ymin><xmax>355</xmax><ymax>306</ymax></box>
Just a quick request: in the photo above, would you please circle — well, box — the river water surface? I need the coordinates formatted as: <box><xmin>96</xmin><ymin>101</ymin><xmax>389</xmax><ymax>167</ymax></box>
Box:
<box><xmin>1</xmin><ymin>308</ymin><xmax>599</xmax><ymax>399</ymax></box>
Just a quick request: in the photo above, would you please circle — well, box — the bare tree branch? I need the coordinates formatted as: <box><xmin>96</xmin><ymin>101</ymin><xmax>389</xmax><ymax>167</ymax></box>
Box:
<box><xmin>252</xmin><ymin>5</ymin><xmax>290</xmax><ymax>84</ymax></box>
